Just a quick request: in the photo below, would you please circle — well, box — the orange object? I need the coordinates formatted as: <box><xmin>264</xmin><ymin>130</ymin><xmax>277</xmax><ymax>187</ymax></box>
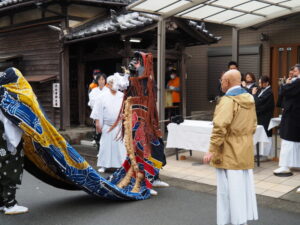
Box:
<box><xmin>180</xmin><ymin>155</ymin><xmax>186</xmax><ymax>160</ymax></box>
<box><xmin>89</xmin><ymin>82</ymin><xmax>98</xmax><ymax>90</ymax></box>
<box><xmin>272</xmin><ymin>157</ymin><xmax>279</xmax><ymax>162</ymax></box>
<box><xmin>167</xmin><ymin>76</ymin><xmax>180</xmax><ymax>103</ymax></box>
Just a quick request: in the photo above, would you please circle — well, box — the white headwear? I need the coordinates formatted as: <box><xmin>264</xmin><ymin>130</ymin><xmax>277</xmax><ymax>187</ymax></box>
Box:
<box><xmin>107</xmin><ymin>73</ymin><xmax>130</xmax><ymax>91</ymax></box>
<box><xmin>107</xmin><ymin>75</ymin><xmax>115</xmax><ymax>84</ymax></box>
<box><xmin>113</xmin><ymin>72</ymin><xmax>130</xmax><ymax>91</ymax></box>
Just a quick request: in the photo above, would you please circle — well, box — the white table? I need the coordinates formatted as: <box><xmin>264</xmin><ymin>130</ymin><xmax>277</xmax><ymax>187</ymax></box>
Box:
<box><xmin>166</xmin><ymin>120</ymin><xmax>269</xmax><ymax>166</ymax></box>
<box><xmin>268</xmin><ymin>117</ymin><xmax>281</xmax><ymax>130</ymax></box>
<box><xmin>268</xmin><ymin>117</ymin><xmax>281</xmax><ymax>158</ymax></box>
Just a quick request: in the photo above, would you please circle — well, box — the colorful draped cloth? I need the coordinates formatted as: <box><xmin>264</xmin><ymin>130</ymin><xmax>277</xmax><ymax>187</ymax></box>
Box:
<box><xmin>0</xmin><ymin>67</ymin><xmax>150</xmax><ymax>200</ymax></box>
<box><xmin>111</xmin><ymin>52</ymin><xmax>166</xmax><ymax>192</ymax></box>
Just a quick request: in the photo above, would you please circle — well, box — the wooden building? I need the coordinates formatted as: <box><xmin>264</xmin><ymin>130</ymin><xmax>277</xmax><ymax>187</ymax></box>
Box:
<box><xmin>0</xmin><ymin>0</ymin><xmax>132</xmax><ymax>129</ymax></box>
<box><xmin>0</xmin><ymin>0</ymin><xmax>220</xmax><ymax>129</ymax></box>
<box><xmin>64</xmin><ymin>11</ymin><xmax>220</xmax><ymax>126</ymax></box>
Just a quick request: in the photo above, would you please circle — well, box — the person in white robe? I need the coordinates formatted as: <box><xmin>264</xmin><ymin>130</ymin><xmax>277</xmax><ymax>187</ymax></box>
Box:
<box><xmin>90</xmin><ymin>76</ymin><xmax>126</xmax><ymax>173</ymax></box>
<box><xmin>88</xmin><ymin>73</ymin><xmax>108</xmax><ymax>109</ymax></box>
<box><xmin>204</xmin><ymin>69</ymin><xmax>258</xmax><ymax>225</ymax></box>
<box><xmin>88</xmin><ymin>73</ymin><xmax>108</xmax><ymax>147</ymax></box>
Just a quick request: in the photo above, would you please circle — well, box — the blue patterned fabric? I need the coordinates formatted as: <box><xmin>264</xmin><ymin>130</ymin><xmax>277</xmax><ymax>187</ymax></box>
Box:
<box><xmin>0</xmin><ymin>67</ymin><xmax>150</xmax><ymax>200</ymax></box>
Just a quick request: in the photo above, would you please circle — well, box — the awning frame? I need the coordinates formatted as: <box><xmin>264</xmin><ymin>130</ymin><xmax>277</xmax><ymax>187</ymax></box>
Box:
<box><xmin>128</xmin><ymin>0</ymin><xmax>300</xmax><ymax>30</ymax></box>
<box><xmin>127</xmin><ymin>0</ymin><xmax>300</xmax><ymax>133</ymax></box>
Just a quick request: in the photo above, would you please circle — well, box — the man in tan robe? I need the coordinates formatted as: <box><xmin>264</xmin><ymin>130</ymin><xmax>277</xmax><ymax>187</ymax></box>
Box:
<box><xmin>204</xmin><ymin>69</ymin><xmax>258</xmax><ymax>225</ymax></box>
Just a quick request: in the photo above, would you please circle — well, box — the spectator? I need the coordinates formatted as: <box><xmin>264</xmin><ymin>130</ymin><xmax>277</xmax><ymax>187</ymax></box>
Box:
<box><xmin>242</xmin><ymin>72</ymin><xmax>257</xmax><ymax>93</ymax></box>
<box><xmin>274</xmin><ymin>64</ymin><xmax>300</xmax><ymax>179</ymax></box>
<box><xmin>166</xmin><ymin>70</ymin><xmax>180</xmax><ymax>106</ymax></box>
<box><xmin>227</xmin><ymin>61</ymin><xmax>238</xmax><ymax>70</ymax></box>
<box><xmin>216</xmin><ymin>61</ymin><xmax>239</xmax><ymax>98</ymax></box>
<box><xmin>166</xmin><ymin>70</ymin><xmax>180</xmax><ymax>116</ymax></box>
<box><xmin>90</xmin><ymin>76</ymin><xmax>126</xmax><ymax>173</ymax></box>
<box><xmin>88</xmin><ymin>73</ymin><xmax>108</xmax><ymax>109</ymax></box>
<box><xmin>88</xmin><ymin>73</ymin><xmax>108</xmax><ymax>149</ymax></box>
<box><xmin>216</xmin><ymin>61</ymin><xmax>239</xmax><ymax>99</ymax></box>
<box><xmin>252</xmin><ymin>76</ymin><xmax>274</xmax><ymax>158</ymax></box>
<box><xmin>88</xmin><ymin>69</ymin><xmax>101</xmax><ymax>93</ymax></box>
<box><xmin>277</xmin><ymin>66</ymin><xmax>294</xmax><ymax>108</ymax></box>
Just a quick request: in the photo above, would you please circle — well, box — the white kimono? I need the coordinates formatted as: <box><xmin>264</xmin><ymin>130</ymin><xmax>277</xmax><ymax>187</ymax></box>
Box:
<box><xmin>217</xmin><ymin>169</ymin><xmax>258</xmax><ymax>225</ymax></box>
<box><xmin>279</xmin><ymin>139</ymin><xmax>300</xmax><ymax>168</ymax></box>
<box><xmin>90</xmin><ymin>90</ymin><xmax>126</xmax><ymax>168</ymax></box>
<box><xmin>88</xmin><ymin>86</ymin><xmax>108</xmax><ymax>109</ymax></box>
<box><xmin>0</xmin><ymin>110</ymin><xmax>23</xmax><ymax>152</ymax></box>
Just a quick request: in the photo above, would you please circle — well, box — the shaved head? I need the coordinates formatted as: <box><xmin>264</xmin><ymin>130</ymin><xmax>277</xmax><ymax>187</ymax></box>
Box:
<box><xmin>223</xmin><ymin>69</ymin><xmax>241</xmax><ymax>84</ymax></box>
<box><xmin>221</xmin><ymin>69</ymin><xmax>241</xmax><ymax>93</ymax></box>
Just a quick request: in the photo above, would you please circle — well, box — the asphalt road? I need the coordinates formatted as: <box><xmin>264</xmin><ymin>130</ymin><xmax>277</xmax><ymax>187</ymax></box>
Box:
<box><xmin>1</xmin><ymin>172</ymin><xmax>300</xmax><ymax>225</ymax></box>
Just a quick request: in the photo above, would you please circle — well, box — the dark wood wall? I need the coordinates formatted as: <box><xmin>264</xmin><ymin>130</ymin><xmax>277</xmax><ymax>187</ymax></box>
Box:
<box><xmin>0</xmin><ymin>24</ymin><xmax>61</xmax><ymax>127</ymax></box>
<box><xmin>68</xmin><ymin>38</ymin><xmax>124</xmax><ymax>126</ymax></box>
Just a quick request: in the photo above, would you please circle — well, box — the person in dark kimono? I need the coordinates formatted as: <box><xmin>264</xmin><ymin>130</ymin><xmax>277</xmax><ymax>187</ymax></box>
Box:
<box><xmin>273</xmin><ymin>64</ymin><xmax>300</xmax><ymax>179</ymax></box>
<box><xmin>252</xmin><ymin>76</ymin><xmax>274</xmax><ymax>158</ymax></box>
<box><xmin>0</xmin><ymin>110</ymin><xmax>28</xmax><ymax>215</ymax></box>
<box><xmin>277</xmin><ymin>67</ymin><xmax>295</xmax><ymax>109</ymax></box>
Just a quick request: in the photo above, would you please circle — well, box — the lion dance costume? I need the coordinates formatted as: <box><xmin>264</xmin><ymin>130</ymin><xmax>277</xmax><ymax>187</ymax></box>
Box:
<box><xmin>0</xmin><ymin>52</ymin><xmax>165</xmax><ymax>200</ymax></box>
<box><xmin>110</xmin><ymin>51</ymin><xmax>166</xmax><ymax>193</ymax></box>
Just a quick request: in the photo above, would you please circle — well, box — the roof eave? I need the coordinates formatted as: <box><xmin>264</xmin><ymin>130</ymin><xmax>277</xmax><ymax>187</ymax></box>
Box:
<box><xmin>0</xmin><ymin>0</ymin><xmax>35</xmax><ymax>13</ymax></box>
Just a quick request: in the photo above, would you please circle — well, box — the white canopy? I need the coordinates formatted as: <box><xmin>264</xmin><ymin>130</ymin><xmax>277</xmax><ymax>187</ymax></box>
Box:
<box><xmin>128</xmin><ymin>0</ymin><xmax>300</xmax><ymax>29</ymax></box>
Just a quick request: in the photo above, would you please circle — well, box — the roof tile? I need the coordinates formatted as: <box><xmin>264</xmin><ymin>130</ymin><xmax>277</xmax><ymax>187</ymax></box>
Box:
<box><xmin>66</xmin><ymin>11</ymin><xmax>221</xmax><ymax>44</ymax></box>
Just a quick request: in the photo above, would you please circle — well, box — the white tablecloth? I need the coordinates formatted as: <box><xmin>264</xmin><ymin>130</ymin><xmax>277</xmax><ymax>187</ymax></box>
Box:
<box><xmin>268</xmin><ymin>117</ymin><xmax>281</xmax><ymax>130</ymax></box>
<box><xmin>166</xmin><ymin>120</ymin><xmax>269</xmax><ymax>152</ymax></box>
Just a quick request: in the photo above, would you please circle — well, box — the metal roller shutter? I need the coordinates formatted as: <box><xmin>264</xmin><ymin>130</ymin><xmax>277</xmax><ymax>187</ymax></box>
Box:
<box><xmin>207</xmin><ymin>45</ymin><xmax>261</xmax><ymax>100</ymax></box>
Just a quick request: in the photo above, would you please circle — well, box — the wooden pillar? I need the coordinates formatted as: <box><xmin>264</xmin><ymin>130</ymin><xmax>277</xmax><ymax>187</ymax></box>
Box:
<box><xmin>180</xmin><ymin>47</ymin><xmax>187</xmax><ymax>118</ymax></box>
<box><xmin>77</xmin><ymin>46</ymin><xmax>86</xmax><ymax>126</ymax></box>
<box><xmin>122</xmin><ymin>38</ymin><xmax>131</xmax><ymax>66</ymax></box>
<box><xmin>60</xmin><ymin>45</ymin><xmax>70</xmax><ymax>130</ymax></box>
<box><xmin>157</xmin><ymin>18</ymin><xmax>166</xmax><ymax>136</ymax></box>
<box><xmin>61</xmin><ymin>1</ymin><xmax>69</xmax><ymax>30</ymax></box>
<box><xmin>9</xmin><ymin>14</ymin><xmax>13</xmax><ymax>25</ymax></box>
<box><xmin>232</xmin><ymin>27</ymin><xmax>239</xmax><ymax>63</ymax></box>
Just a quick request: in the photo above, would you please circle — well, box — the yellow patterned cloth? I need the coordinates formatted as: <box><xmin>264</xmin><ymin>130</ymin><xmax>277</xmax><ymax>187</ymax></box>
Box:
<box><xmin>0</xmin><ymin>68</ymin><xmax>89</xmax><ymax>185</ymax></box>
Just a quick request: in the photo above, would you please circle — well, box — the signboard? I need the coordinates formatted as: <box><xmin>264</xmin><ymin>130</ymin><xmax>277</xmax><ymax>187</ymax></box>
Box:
<box><xmin>52</xmin><ymin>83</ymin><xmax>60</xmax><ymax>108</ymax></box>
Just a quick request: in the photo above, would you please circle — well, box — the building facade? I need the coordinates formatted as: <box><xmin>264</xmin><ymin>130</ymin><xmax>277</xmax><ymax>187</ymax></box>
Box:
<box><xmin>0</xmin><ymin>0</ymin><xmax>220</xmax><ymax>129</ymax></box>
<box><xmin>185</xmin><ymin>13</ymin><xmax>300</xmax><ymax>116</ymax></box>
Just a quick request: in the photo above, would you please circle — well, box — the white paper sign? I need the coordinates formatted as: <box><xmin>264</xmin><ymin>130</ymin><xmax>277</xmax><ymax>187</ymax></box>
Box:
<box><xmin>52</xmin><ymin>83</ymin><xmax>60</xmax><ymax>108</ymax></box>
